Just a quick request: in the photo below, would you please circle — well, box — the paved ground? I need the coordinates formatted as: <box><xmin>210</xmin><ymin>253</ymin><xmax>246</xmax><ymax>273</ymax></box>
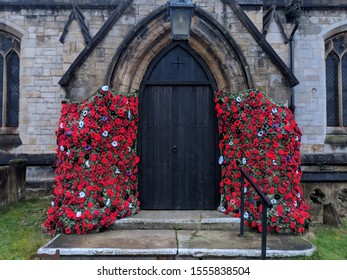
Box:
<box><xmin>36</xmin><ymin>211</ymin><xmax>315</xmax><ymax>260</ymax></box>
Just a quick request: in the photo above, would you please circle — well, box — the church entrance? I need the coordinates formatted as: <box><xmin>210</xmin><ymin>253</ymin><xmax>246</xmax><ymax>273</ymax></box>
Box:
<box><xmin>138</xmin><ymin>42</ymin><xmax>220</xmax><ymax>210</ymax></box>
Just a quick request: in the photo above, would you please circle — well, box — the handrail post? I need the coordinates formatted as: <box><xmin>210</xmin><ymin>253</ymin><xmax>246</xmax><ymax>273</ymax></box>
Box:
<box><xmin>239</xmin><ymin>172</ymin><xmax>245</xmax><ymax>237</ymax></box>
<box><xmin>261</xmin><ymin>201</ymin><xmax>268</xmax><ymax>260</ymax></box>
<box><xmin>238</xmin><ymin>167</ymin><xmax>272</xmax><ymax>260</ymax></box>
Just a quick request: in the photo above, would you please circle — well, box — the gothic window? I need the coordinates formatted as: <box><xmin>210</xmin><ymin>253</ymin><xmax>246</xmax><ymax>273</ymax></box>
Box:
<box><xmin>0</xmin><ymin>31</ymin><xmax>20</xmax><ymax>129</ymax></box>
<box><xmin>325</xmin><ymin>32</ymin><xmax>347</xmax><ymax>128</ymax></box>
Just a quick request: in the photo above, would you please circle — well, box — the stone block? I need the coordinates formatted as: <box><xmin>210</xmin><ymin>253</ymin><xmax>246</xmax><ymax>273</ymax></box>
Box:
<box><xmin>0</xmin><ymin>160</ymin><xmax>27</xmax><ymax>209</ymax></box>
<box><xmin>323</xmin><ymin>203</ymin><xmax>341</xmax><ymax>226</ymax></box>
<box><xmin>22</xmin><ymin>47</ymin><xmax>36</xmax><ymax>58</ymax></box>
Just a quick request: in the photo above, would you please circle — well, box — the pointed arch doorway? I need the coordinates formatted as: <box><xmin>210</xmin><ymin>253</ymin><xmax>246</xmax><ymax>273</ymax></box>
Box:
<box><xmin>138</xmin><ymin>42</ymin><xmax>220</xmax><ymax>210</ymax></box>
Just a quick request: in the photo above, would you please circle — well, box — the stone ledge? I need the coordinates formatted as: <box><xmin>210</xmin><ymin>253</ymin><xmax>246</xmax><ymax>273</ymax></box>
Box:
<box><xmin>0</xmin><ymin>153</ymin><xmax>55</xmax><ymax>166</ymax></box>
<box><xmin>0</xmin><ymin>134</ymin><xmax>22</xmax><ymax>149</ymax></box>
<box><xmin>301</xmin><ymin>153</ymin><xmax>347</xmax><ymax>165</ymax></box>
<box><xmin>301</xmin><ymin>171</ymin><xmax>347</xmax><ymax>182</ymax></box>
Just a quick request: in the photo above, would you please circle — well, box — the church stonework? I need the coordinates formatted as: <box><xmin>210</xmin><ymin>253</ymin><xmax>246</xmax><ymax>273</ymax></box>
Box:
<box><xmin>0</xmin><ymin>0</ymin><xmax>347</xmax><ymax>221</ymax></box>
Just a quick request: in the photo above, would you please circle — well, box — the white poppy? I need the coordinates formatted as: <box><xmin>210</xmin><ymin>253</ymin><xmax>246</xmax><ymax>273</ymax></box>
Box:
<box><xmin>272</xmin><ymin>160</ymin><xmax>277</xmax><ymax>165</ymax></box>
<box><xmin>102</xmin><ymin>85</ymin><xmax>109</xmax><ymax>91</ymax></box>
<box><xmin>218</xmin><ymin>156</ymin><xmax>224</xmax><ymax>165</ymax></box>
<box><xmin>60</xmin><ymin>146</ymin><xmax>64</xmax><ymax>152</ymax></box>
<box><xmin>242</xmin><ymin>157</ymin><xmax>247</xmax><ymax>164</ymax></box>
<box><xmin>79</xmin><ymin>191</ymin><xmax>85</xmax><ymax>198</ymax></box>
<box><xmin>244</xmin><ymin>187</ymin><xmax>247</xmax><ymax>193</ymax></box>
<box><xmin>297</xmin><ymin>193</ymin><xmax>301</xmax><ymax>198</ymax></box>
<box><xmin>229</xmin><ymin>140</ymin><xmax>234</xmax><ymax>145</ymax></box>
<box><xmin>111</xmin><ymin>141</ymin><xmax>118</xmax><ymax>147</ymax></box>
<box><xmin>244</xmin><ymin>212</ymin><xmax>249</xmax><ymax>219</ymax></box>
<box><xmin>271</xmin><ymin>199</ymin><xmax>277</xmax><ymax>204</ymax></box>
<box><xmin>115</xmin><ymin>168</ymin><xmax>120</xmax><ymax>174</ymax></box>
<box><xmin>51</xmin><ymin>201</ymin><xmax>55</xmax><ymax>207</ymax></box>
<box><xmin>294</xmin><ymin>201</ymin><xmax>298</xmax><ymax>207</ymax></box>
<box><xmin>76</xmin><ymin>211</ymin><xmax>82</xmax><ymax>218</ymax></box>
<box><xmin>295</xmin><ymin>136</ymin><xmax>299</xmax><ymax>141</ymax></box>
<box><xmin>106</xmin><ymin>198</ymin><xmax>111</xmax><ymax>206</ymax></box>
<box><xmin>102</xmin><ymin>131</ymin><xmax>108</xmax><ymax>137</ymax></box>
<box><xmin>236</xmin><ymin>96</ymin><xmax>242</xmax><ymax>102</ymax></box>
<box><xmin>82</xmin><ymin>110</ymin><xmax>88</xmax><ymax>116</ymax></box>
<box><xmin>258</xmin><ymin>131</ymin><xmax>264</xmax><ymax>137</ymax></box>
<box><xmin>128</xmin><ymin>111</ymin><xmax>132</xmax><ymax>119</ymax></box>
<box><xmin>219</xmin><ymin>206</ymin><xmax>226</xmax><ymax>213</ymax></box>
<box><xmin>272</xmin><ymin>108</ymin><xmax>278</xmax><ymax>114</ymax></box>
<box><xmin>66</xmin><ymin>149</ymin><xmax>71</xmax><ymax>155</ymax></box>
<box><xmin>79</xmin><ymin>120</ymin><xmax>84</xmax><ymax>128</ymax></box>
<box><xmin>129</xmin><ymin>203</ymin><xmax>133</xmax><ymax>209</ymax></box>
<box><xmin>85</xmin><ymin>160</ymin><xmax>90</xmax><ymax>168</ymax></box>
<box><xmin>59</xmin><ymin>123</ymin><xmax>64</xmax><ymax>129</ymax></box>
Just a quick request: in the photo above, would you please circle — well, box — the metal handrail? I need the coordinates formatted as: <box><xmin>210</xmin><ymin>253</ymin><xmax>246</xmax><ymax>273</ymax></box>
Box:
<box><xmin>239</xmin><ymin>167</ymin><xmax>273</xmax><ymax>260</ymax></box>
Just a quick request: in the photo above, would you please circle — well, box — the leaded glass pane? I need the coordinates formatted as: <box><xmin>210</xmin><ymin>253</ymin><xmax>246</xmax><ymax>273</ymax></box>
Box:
<box><xmin>6</xmin><ymin>51</ymin><xmax>19</xmax><ymax>127</ymax></box>
<box><xmin>326</xmin><ymin>52</ymin><xmax>339</xmax><ymax>127</ymax></box>
<box><xmin>0</xmin><ymin>32</ymin><xmax>13</xmax><ymax>53</ymax></box>
<box><xmin>343</xmin><ymin>54</ymin><xmax>347</xmax><ymax>127</ymax></box>
<box><xmin>332</xmin><ymin>33</ymin><xmax>347</xmax><ymax>56</ymax></box>
<box><xmin>0</xmin><ymin>55</ymin><xmax>3</xmax><ymax>126</ymax></box>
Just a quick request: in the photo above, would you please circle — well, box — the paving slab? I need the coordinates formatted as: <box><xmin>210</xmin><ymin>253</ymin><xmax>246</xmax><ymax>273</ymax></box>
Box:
<box><xmin>38</xmin><ymin>230</ymin><xmax>178</xmax><ymax>258</ymax></box>
<box><xmin>177</xmin><ymin>230</ymin><xmax>315</xmax><ymax>259</ymax></box>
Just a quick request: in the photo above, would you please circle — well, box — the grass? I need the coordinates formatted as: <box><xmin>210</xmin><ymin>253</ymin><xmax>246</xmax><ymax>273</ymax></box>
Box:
<box><xmin>0</xmin><ymin>194</ymin><xmax>346</xmax><ymax>260</ymax></box>
<box><xmin>0</xmin><ymin>194</ymin><xmax>51</xmax><ymax>260</ymax></box>
<box><xmin>302</xmin><ymin>221</ymin><xmax>347</xmax><ymax>260</ymax></box>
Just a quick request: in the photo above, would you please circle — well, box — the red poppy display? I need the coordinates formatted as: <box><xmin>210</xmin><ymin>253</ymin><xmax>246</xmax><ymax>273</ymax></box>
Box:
<box><xmin>215</xmin><ymin>89</ymin><xmax>310</xmax><ymax>233</ymax></box>
<box><xmin>43</xmin><ymin>87</ymin><xmax>140</xmax><ymax>235</ymax></box>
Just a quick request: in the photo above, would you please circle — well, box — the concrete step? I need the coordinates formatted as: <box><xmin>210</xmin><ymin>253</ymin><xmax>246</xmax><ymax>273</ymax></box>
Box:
<box><xmin>110</xmin><ymin>210</ymin><xmax>240</xmax><ymax>231</ymax></box>
<box><xmin>36</xmin><ymin>229</ymin><xmax>315</xmax><ymax>260</ymax></box>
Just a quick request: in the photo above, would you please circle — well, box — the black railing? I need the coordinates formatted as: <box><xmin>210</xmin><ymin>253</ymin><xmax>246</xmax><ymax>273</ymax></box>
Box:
<box><xmin>239</xmin><ymin>167</ymin><xmax>273</xmax><ymax>260</ymax></box>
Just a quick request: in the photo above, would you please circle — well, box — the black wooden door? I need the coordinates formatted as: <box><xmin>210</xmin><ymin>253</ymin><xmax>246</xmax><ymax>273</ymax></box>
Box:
<box><xmin>138</xmin><ymin>42</ymin><xmax>219</xmax><ymax>210</ymax></box>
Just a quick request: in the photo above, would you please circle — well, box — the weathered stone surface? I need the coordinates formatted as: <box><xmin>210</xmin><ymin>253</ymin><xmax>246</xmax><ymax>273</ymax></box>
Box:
<box><xmin>0</xmin><ymin>160</ymin><xmax>27</xmax><ymax>209</ymax></box>
<box><xmin>37</xmin><ymin>227</ymin><xmax>315</xmax><ymax>259</ymax></box>
<box><xmin>40</xmin><ymin>230</ymin><xmax>178</xmax><ymax>257</ymax></box>
<box><xmin>302</xmin><ymin>181</ymin><xmax>347</xmax><ymax>221</ymax></box>
<box><xmin>111</xmin><ymin>210</ymin><xmax>240</xmax><ymax>230</ymax></box>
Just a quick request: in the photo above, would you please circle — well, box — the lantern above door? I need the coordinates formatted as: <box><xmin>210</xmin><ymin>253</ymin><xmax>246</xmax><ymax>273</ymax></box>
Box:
<box><xmin>168</xmin><ymin>0</ymin><xmax>196</xmax><ymax>40</ymax></box>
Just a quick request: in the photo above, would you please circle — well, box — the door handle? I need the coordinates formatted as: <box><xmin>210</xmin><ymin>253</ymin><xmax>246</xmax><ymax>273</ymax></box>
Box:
<box><xmin>172</xmin><ymin>145</ymin><xmax>178</xmax><ymax>153</ymax></box>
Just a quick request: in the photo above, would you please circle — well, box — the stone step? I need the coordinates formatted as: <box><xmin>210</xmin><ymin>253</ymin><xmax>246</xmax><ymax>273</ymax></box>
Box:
<box><xmin>36</xmin><ymin>229</ymin><xmax>315</xmax><ymax>260</ymax></box>
<box><xmin>35</xmin><ymin>210</ymin><xmax>315</xmax><ymax>260</ymax></box>
<box><xmin>110</xmin><ymin>210</ymin><xmax>240</xmax><ymax>231</ymax></box>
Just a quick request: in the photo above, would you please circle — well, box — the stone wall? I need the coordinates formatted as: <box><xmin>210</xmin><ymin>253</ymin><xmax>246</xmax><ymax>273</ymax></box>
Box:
<box><xmin>303</xmin><ymin>182</ymin><xmax>347</xmax><ymax>223</ymax></box>
<box><xmin>0</xmin><ymin>160</ymin><xmax>27</xmax><ymax>208</ymax></box>
<box><xmin>0</xmin><ymin>0</ymin><xmax>334</xmax><ymax>154</ymax></box>
<box><xmin>264</xmin><ymin>7</ymin><xmax>347</xmax><ymax>154</ymax></box>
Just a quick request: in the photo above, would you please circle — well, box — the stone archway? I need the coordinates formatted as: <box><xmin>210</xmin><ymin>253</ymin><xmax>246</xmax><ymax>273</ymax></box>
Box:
<box><xmin>105</xmin><ymin>6</ymin><xmax>253</xmax><ymax>93</ymax></box>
